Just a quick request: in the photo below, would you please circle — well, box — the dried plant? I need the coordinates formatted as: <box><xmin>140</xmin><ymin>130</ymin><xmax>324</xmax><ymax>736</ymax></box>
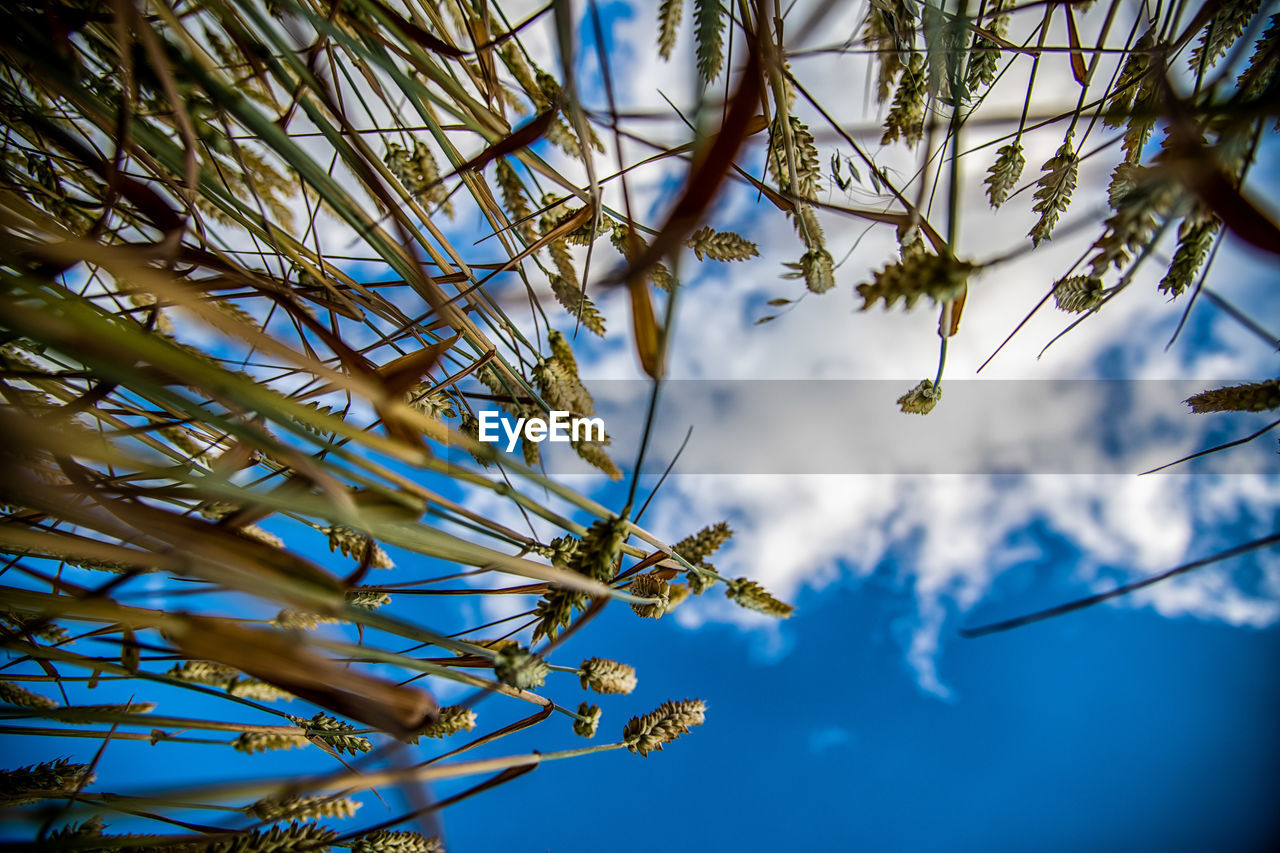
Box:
<box><xmin>1185</xmin><ymin>380</ymin><xmax>1280</xmax><ymax>414</ymax></box>
<box><xmin>897</xmin><ymin>379</ymin><xmax>943</xmax><ymax>416</ymax></box>
<box><xmin>1029</xmin><ymin>139</ymin><xmax>1080</xmax><ymax>246</ymax></box>
<box><xmin>725</xmin><ymin>578</ymin><xmax>795</xmax><ymax>618</ymax></box>
<box><xmin>1</xmin><ymin>0</ymin><xmax>1276</xmax><ymax>847</ymax></box>
<box><xmin>580</xmin><ymin>658</ymin><xmax>639</xmax><ymax>695</ymax></box>
<box><xmin>573</xmin><ymin>702</ymin><xmax>603</xmax><ymax>738</ymax></box>
<box><xmin>622</xmin><ymin>699</ymin><xmax>707</xmax><ymax>757</ymax></box>
<box><xmin>1052</xmin><ymin>276</ymin><xmax>1106</xmax><ymax>315</ymax></box>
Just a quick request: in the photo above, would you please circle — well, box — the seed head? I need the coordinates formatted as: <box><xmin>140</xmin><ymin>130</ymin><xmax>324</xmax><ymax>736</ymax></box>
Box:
<box><xmin>228</xmin><ymin>680</ymin><xmax>295</xmax><ymax>703</ymax></box>
<box><xmin>984</xmin><ymin>142</ymin><xmax>1025</xmax><ymax>208</ymax></box>
<box><xmin>346</xmin><ymin>588</ymin><xmax>392</xmax><ymax>610</ymax></box>
<box><xmin>882</xmin><ymin>53</ymin><xmax>927</xmax><ymax>146</ymax></box>
<box><xmin>725</xmin><ymin>578</ymin><xmax>795</xmax><ymax>618</ymax></box>
<box><xmin>244</xmin><ymin>794</ymin><xmax>360</xmax><ymax>822</ymax></box>
<box><xmin>1029</xmin><ymin>140</ymin><xmax>1079</xmax><ymax>245</ymax></box>
<box><xmin>1052</xmin><ymin>276</ymin><xmax>1105</xmax><ymax>314</ymax></box>
<box><xmin>672</xmin><ymin>522</ymin><xmax>733</xmax><ymax>564</ymax></box>
<box><xmin>413</xmin><ymin>705</ymin><xmax>477</xmax><ymax>741</ymax></box>
<box><xmin>570</xmin><ymin>518</ymin><xmax>627</xmax><ymax>583</ymax></box>
<box><xmin>532</xmin><ymin>586</ymin><xmax>587</xmax><ymax>642</ymax></box>
<box><xmin>1186</xmin><ymin>379</ymin><xmax>1280</xmax><ymax>413</ymax></box>
<box><xmin>687</xmin><ymin>227</ymin><xmax>759</xmax><ymax>262</ymax></box>
<box><xmin>351</xmin><ymin>829</ymin><xmax>444</xmax><ymax>853</ymax></box>
<box><xmin>322</xmin><ymin>526</ymin><xmax>395</xmax><ymax>570</ymax></box>
<box><xmin>857</xmin><ymin>252</ymin><xmax>973</xmax><ymax>311</ymax></box>
<box><xmin>573</xmin><ymin>702</ymin><xmax>602</xmax><ymax>738</ymax></box>
<box><xmin>232</xmin><ymin>731</ymin><xmax>310</xmax><ymax>754</ymax></box>
<box><xmin>493</xmin><ymin>644</ymin><xmax>550</xmax><ymax>690</ymax></box>
<box><xmin>1160</xmin><ymin>218</ymin><xmax>1218</xmax><ymax>298</ymax></box>
<box><xmin>549</xmin><ymin>275</ymin><xmax>606</xmax><ymax>338</ymax></box>
<box><xmin>272</xmin><ymin>610</ymin><xmax>340</xmax><ymax>632</ymax></box>
<box><xmin>896</xmin><ymin>379</ymin><xmax>942</xmax><ymax>415</ymax></box>
<box><xmin>579</xmin><ymin>658</ymin><xmax>637</xmax><ymax>695</ymax></box>
<box><xmin>0</xmin><ymin>680</ymin><xmax>58</xmax><ymax>710</ymax></box>
<box><xmin>629</xmin><ymin>573</ymin><xmax>671</xmax><ymax>619</ymax></box>
<box><xmin>622</xmin><ymin>699</ymin><xmax>706</xmax><ymax>757</ymax></box>
<box><xmin>291</xmin><ymin>712</ymin><xmax>371</xmax><ymax>755</ymax></box>
<box><xmin>0</xmin><ymin>759</ymin><xmax>95</xmax><ymax>806</ymax></box>
<box><xmin>225</xmin><ymin>822</ymin><xmax>337</xmax><ymax>852</ymax></box>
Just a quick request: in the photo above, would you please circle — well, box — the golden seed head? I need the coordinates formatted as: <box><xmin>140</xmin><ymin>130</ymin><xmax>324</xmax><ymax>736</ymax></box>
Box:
<box><xmin>493</xmin><ymin>645</ymin><xmax>550</xmax><ymax>690</ymax></box>
<box><xmin>322</xmin><ymin>526</ymin><xmax>395</xmax><ymax>570</ymax></box>
<box><xmin>232</xmin><ymin>524</ymin><xmax>284</xmax><ymax>550</ymax></box>
<box><xmin>1236</xmin><ymin>13</ymin><xmax>1280</xmax><ymax>98</ymax></box>
<box><xmin>245</xmin><ymin>794</ymin><xmax>361</xmax><ymax>822</ymax></box>
<box><xmin>673</xmin><ymin>522</ymin><xmax>733</xmax><ymax>564</ymax></box>
<box><xmin>725</xmin><ymin>578</ymin><xmax>795</xmax><ymax>619</ymax></box>
<box><xmin>1052</xmin><ymin>276</ymin><xmax>1105</xmax><ymax>314</ymax></box>
<box><xmin>691</xmin><ymin>224</ymin><xmax>757</xmax><ymax>261</ymax></box>
<box><xmin>570</xmin><ymin>518</ymin><xmax>627</xmax><ymax>583</ymax></box>
<box><xmin>346</xmin><ymin>588</ymin><xmax>392</xmax><ymax>610</ymax></box>
<box><xmin>0</xmin><ymin>680</ymin><xmax>58</xmax><ymax>710</ymax></box>
<box><xmin>49</xmin><ymin>815</ymin><xmax>104</xmax><ymax>840</ymax></box>
<box><xmin>0</xmin><ymin>759</ymin><xmax>95</xmax><ymax>807</ymax></box>
<box><xmin>694</xmin><ymin>0</ymin><xmax>727</xmax><ymax>82</ymax></box>
<box><xmin>658</xmin><ymin>0</ymin><xmax>682</xmax><ymax>59</ymax></box>
<box><xmin>530</xmin><ymin>534</ymin><xmax>580</xmax><ymax>568</ymax></box>
<box><xmin>628</xmin><ymin>573</ymin><xmax>671</xmax><ymax>620</ymax></box>
<box><xmin>227</xmin><ymin>823</ymin><xmax>338</xmax><ymax>852</ymax></box>
<box><xmin>532</xmin><ymin>586</ymin><xmax>587</xmax><ymax>643</ymax></box>
<box><xmin>1185</xmin><ymin>379</ymin><xmax>1280</xmax><ymax>413</ymax></box>
<box><xmin>1029</xmin><ymin>139</ymin><xmax>1080</xmax><ymax>245</ymax></box>
<box><xmin>881</xmin><ymin>52</ymin><xmax>927</xmax><ymax>147</ymax></box>
<box><xmin>985</xmin><ymin>142</ymin><xmax>1025</xmax><ymax>208</ymax></box>
<box><xmin>1190</xmin><ymin>1</ymin><xmax>1262</xmax><ymax>72</ymax></box>
<box><xmin>413</xmin><ymin>705</ymin><xmax>477</xmax><ymax>741</ymax></box>
<box><xmin>271</xmin><ymin>610</ymin><xmax>340</xmax><ymax>632</ymax></box>
<box><xmin>572</xmin><ymin>437</ymin><xmax>623</xmax><ymax>480</ymax></box>
<box><xmin>384</xmin><ymin>140</ymin><xmax>451</xmax><ymax>213</ymax></box>
<box><xmin>228</xmin><ymin>680</ymin><xmax>295</xmax><ymax>703</ymax></box>
<box><xmin>232</xmin><ymin>731</ymin><xmax>310</xmax><ymax>754</ymax></box>
<box><xmin>1159</xmin><ymin>219</ymin><xmax>1218</xmax><ymax>298</ymax></box>
<box><xmin>578</xmin><ymin>657</ymin><xmax>637</xmax><ymax>695</ymax></box>
<box><xmin>548</xmin><ymin>275</ymin><xmax>607</xmax><ymax>338</ymax></box>
<box><xmin>1087</xmin><ymin>169</ymin><xmax>1177</xmax><ymax>275</ymax></box>
<box><xmin>622</xmin><ymin>699</ymin><xmax>707</xmax><ymax>757</ymax></box>
<box><xmin>406</xmin><ymin>387</ymin><xmax>456</xmax><ymax>421</ymax></box>
<box><xmin>291</xmin><ymin>713</ymin><xmax>371</xmax><ymax>755</ymax></box>
<box><xmin>351</xmin><ymin>829</ymin><xmax>445</xmax><ymax>853</ymax></box>
<box><xmin>0</xmin><ymin>607</ymin><xmax>68</xmax><ymax>640</ymax></box>
<box><xmin>573</xmin><ymin>702</ymin><xmax>602</xmax><ymax>738</ymax></box>
<box><xmin>857</xmin><ymin>252</ymin><xmax>972</xmax><ymax>312</ymax></box>
<box><xmin>57</xmin><ymin>702</ymin><xmax>156</xmax><ymax>723</ymax></box>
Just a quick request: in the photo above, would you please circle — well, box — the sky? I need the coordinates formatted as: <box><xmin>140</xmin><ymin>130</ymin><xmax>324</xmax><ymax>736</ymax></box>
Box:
<box><xmin>4</xmin><ymin>1</ymin><xmax>1280</xmax><ymax>851</ymax></box>
<box><xmin>436</xmin><ymin>1</ymin><xmax>1280</xmax><ymax>848</ymax></box>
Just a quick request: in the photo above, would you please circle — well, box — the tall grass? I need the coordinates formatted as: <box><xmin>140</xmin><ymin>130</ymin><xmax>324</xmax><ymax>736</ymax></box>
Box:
<box><xmin>1</xmin><ymin>0</ymin><xmax>1276</xmax><ymax>849</ymax></box>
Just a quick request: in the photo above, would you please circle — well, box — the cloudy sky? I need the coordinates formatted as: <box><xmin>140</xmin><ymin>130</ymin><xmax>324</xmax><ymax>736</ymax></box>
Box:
<box><xmin>469</xmin><ymin>0</ymin><xmax>1280</xmax><ymax>690</ymax></box>
<box><xmin>6</xmin><ymin>1</ymin><xmax>1277</xmax><ymax>850</ymax></box>
<box><xmin>429</xmin><ymin>1</ymin><xmax>1280</xmax><ymax>848</ymax></box>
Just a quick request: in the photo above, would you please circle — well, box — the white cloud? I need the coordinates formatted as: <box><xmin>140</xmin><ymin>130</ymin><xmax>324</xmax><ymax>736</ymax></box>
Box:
<box><xmin>171</xmin><ymin>0</ymin><xmax>1278</xmax><ymax>699</ymax></box>
<box><xmin>541</xmin><ymin>1</ymin><xmax>1280</xmax><ymax>697</ymax></box>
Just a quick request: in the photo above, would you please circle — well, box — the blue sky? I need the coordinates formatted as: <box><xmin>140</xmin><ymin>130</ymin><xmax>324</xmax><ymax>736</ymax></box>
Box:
<box><xmin>5</xmin><ymin>1</ymin><xmax>1280</xmax><ymax>851</ymax></box>
<box><xmin>437</xmin><ymin>560</ymin><xmax>1280</xmax><ymax>851</ymax></box>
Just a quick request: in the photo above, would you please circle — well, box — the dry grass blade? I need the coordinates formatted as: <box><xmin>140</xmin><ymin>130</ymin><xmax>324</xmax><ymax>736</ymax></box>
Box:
<box><xmin>169</xmin><ymin>618</ymin><xmax>438</xmax><ymax>738</ymax></box>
